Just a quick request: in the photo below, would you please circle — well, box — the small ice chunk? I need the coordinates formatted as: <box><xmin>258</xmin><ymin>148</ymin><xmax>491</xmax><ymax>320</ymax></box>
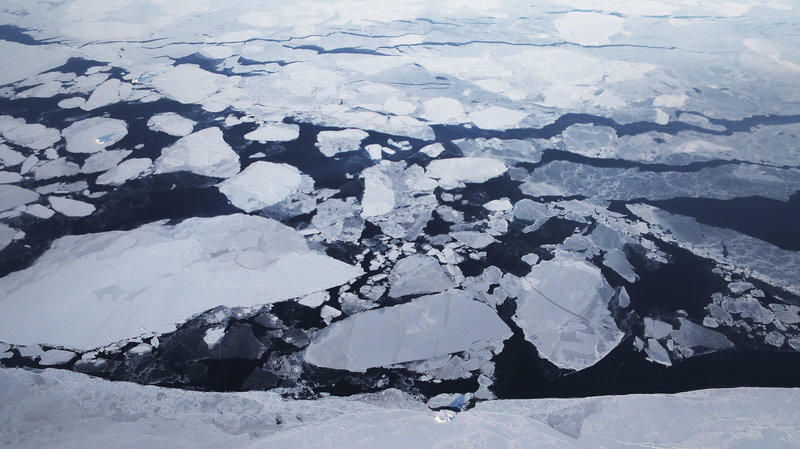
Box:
<box><xmin>57</xmin><ymin>97</ymin><xmax>86</xmax><ymax>109</ymax></box>
<box><xmin>128</xmin><ymin>344</ymin><xmax>152</xmax><ymax>356</ymax></box>
<box><xmin>513</xmin><ymin>199</ymin><xmax>552</xmax><ymax>222</ymax></box>
<box><xmin>304</xmin><ymin>289</ymin><xmax>512</xmax><ymax>372</ymax></box>
<box><xmin>645</xmin><ymin>339</ymin><xmax>672</xmax><ymax>366</ymax></box>
<box><xmin>0</xmin><ymin>145</ymin><xmax>25</xmax><ymax>166</ymax></box>
<box><xmin>0</xmin><ymin>185</ymin><xmax>38</xmax><ymax>212</ymax></box>
<box><xmin>147</xmin><ymin>112</ymin><xmax>197</xmax><ymax>137</ymax></box>
<box><xmin>62</xmin><ymin>117</ymin><xmax>128</xmax><ymax>153</ymax></box>
<box><xmin>0</xmin><ymin>116</ymin><xmax>61</xmax><ymax>150</ymax></box>
<box><xmin>426</xmin><ymin>157</ymin><xmax>507</xmax><ymax>189</ymax></box>
<box><xmin>217</xmin><ymin>161</ymin><xmax>302</xmax><ymax>212</ymax></box>
<box><xmin>644</xmin><ymin>318</ymin><xmax>673</xmax><ymax>339</ymax></box>
<box><xmin>48</xmin><ymin>196</ymin><xmax>95</xmax><ymax>217</ymax></box>
<box><xmin>422</xmin><ymin>97</ymin><xmax>464</xmax><ymax>123</ymax></box>
<box><xmin>0</xmin><ymin>224</ymin><xmax>20</xmax><ymax>251</ymax></box>
<box><xmin>39</xmin><ymin>349</ymin><xmax>75</xmax><ymax>366</ymax></box>
<box><xmin>316</xmin><ymin>129</ymin><xmax>369</xmax><ymax>157</ymax></box>
<box><xmin>521</xmin><ymin>254</ymin><xmax>540</xmax><ymax>266</ymax></box>
<box><xmin>420</xmin><ymin>143</ymin><xmax>445</xmax><ymax>158</ymax></box>
<box><xmin>388</xmin><ymin>255</ymin><xmax>455</xmax><ymax>297</ymax></box>
<box><xmin>96</xmin><ymin>158</ymin><xmax>152</xmax><ymax>186</ymax></box>
<box><xmin>364</xmin><ymin>144</ymin><xmax>384</xmax><ymax>160</ymax></box>
<box><xmin>765</xmin><ymin>331</ymin><xmax>785</xmax><ymax>347</ymax></box>
<box><xmin>24</xmin><ymin>204</ymin><xmax>55</xmax><ymax>219</ymax></box>
<box><xmin>299</xmin><ymin>291</ymin><xmax>329</xmax><ymax>308</ymax></box>
<box><xmin>203</xmin><ymin>327</ymin><xmax>225</xmax><ymax>348</ymax></box>
<box><xmin>618</xmin><ymin>287</ymin><xmax>631</xmax><ymax>308</ymax></box>
<box><xmin>32</xmin><ymin>158</ymin><xmax>80</xmax><ymax>180</ymax></box>
<box><xmin>80</xmin><ymin>150</ymin><xmax>132</xmax><ymax>174</ymax></box>
<box><xmin>20</xmin><ymin>155</ymin><xmax>37</xmax><ymax>174</ymax></box>
<box><xmin>154</xmin><ymin>127</ymin><xmax>240</xmax><ymax>178</ymax></box>
<box><xmin>450</xmin><ymin>231</ymin><xmax>494</xmax><ymax>249</ymax></box>
<box><xmin>484</xmin><ymin>198</ymin><xmax>513</xmax><ymax>212</ymax></box>
<box><xmin>361</xmin><ymin>165</ymin><xmax>395</xmax><ymax>218</ymax></box>
<box><xmin>320</xmin><ymin>305</ymin><xmax>341</xmax><ymax>324</ymax></box>
<box><xmin>602</xmin><ymin>249</ymin><xmax>637</xmax><ymax>282</ymax></box>
<box><xmin>244</xmin><ymin>123</ymin><xmax>300</xmax><ymax>142</ymax></box>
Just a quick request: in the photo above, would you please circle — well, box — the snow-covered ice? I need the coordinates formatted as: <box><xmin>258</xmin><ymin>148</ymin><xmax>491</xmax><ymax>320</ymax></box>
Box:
<box><xmin>146</xmin><ymin>112</ymin><xmax>196</xmax><ymax>137</ymax></box>
<box><xmin>217</xmin><ymin>161</ymin><xmax>303</xmax><ymax>212</ymax></box>
<box><xmin>0</xmin><ymin>116</ymin><xmax>61</xmax><ymax>151</ymax></box>
<box><xmin>48</xmin><ymin>196</ymin><xmax>95</xmax><ymax>217</ymax></box>
<box><xmin>0</xmin><ymin>185</ymin><xmax>39</xmax><ymax>212</ymax></box>
<box><xmin>304</xmin><ymin>289</ymin><xmax>512</xmax><ymax>372</ymax></box>
<box><xmin>244</xmin><ymin>123</ymin><xmax>300</xmax><ymax>142</ymax></box>
<box><xmin>62</xmin><ymin>117</ymin><xmax>128</xmax><ymax>154</ymax></box>
<box><xmin>315</xmin><ymin>129</ymin><xmax>369</xmax><ymax>157</ymax></box>
<box><xmin>95</xmin><ymin>158</ymin><xmax>152</xmax><ymax>186</ymax></box>
<box><xmin>426</xmin><ymin>157</ymin><xmax>507</xmax><ymax>189</ymax></box>
<box><xmin>154</xmin><ymin>127</ymin><xmax>240</xmax><ymax>178</ymax></box>
<box><xmin>388</xmin><ymin>254</ymin><xmax>455</xmax><ymax>298</ymax></box>
<box><xmin>360</xmin><ymin>165</ymin><xmax>395</xmax><ymax>218</ymax></box>
<box><xmin>0</xmin><ymin>214</ymin><xmax>362</xmax><ymax>350</ymax></box>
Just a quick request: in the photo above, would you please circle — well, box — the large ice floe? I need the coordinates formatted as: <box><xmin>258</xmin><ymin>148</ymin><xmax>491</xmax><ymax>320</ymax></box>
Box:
<box><xmin>154</xmin><ymin>127</ymin><xmax>240</xmax><ymax>178</ymax></box>
<box><xmin>0</xmin><ymin>214</ymin><xmax>361</xmax><ymax>350</ymax></box>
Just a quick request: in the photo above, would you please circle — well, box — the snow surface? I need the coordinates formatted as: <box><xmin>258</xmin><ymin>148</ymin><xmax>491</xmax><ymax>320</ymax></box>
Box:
<box><xmin>154</xmin><ymin>127</ymin><xmax>240</xmax><ymax>178</ymax></box>
<box><xmin>147</xmin><ymin>112</ymin><xmax>196</xmax><ymax>137</ymax></box>
<box><xmin>426</xmin><ymin>157</ymin><xmax>507</xmax><ymax>189</ymax></box>
<box><xmin>0</xmin><ymin>116</ymin><xmax>61</xmax><ymax>150</ymax></box>
<box><xmin>360</xmin><ymin>165</ymin><xmax>395</xmax><ymax>218</ymax></box>
<box><xmin>0</xmin><ymin>185</ymin><xmax>38</xmax><ymax>212</ymax></box>
<box><xmin>514</xmin><ymin>257</ymin><xmax>624</xmax><ymax>371</ymax></box>
<box><xmin>217</xmin><ymin>161</ymin><xmax>303</xmax><ymax>212</ymax></box>
<box><xmin>61</xmin><ymin>117</ymin><xmax>128</xmax><ymax>154</ymax></box>
<box><xmin>244</xmin><ymin>123</ymin><xmax>300</xmax><ymax>142</ymax></box>
<box><xmin>48</xmin><ymin>196</ymin><xmax>95</xmax><ymax>217</ymax></box>
<box><xmin>2</xmin><ymin>368</ymin><xmax>799</xmax><ymax>449</ymax></box>
<box><xmin>95</xmin><ymin>158</ymin><xmax>152</xmax><ymax>186</ymax></box>
<box><xmin>0</xmin><ymin>214</ymin><xmax>362</xmax><ymax>350</ymax></box>
<box><xmin>315</xmin><ymin>129</ymin><xmax>369</xmax><ymax>157</ymax></box>
<box><xmin>304</xmin><ymin>289</ymin><xmax>512</xmax><ymax>372</ymax></box>
<box><xmin>388</xmin><ymin>254</ymin><xmax>455</xmax><ymax>297</ymax></box>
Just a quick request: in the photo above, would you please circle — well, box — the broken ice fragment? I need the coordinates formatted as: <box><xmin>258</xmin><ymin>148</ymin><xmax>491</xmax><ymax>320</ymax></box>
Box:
<box><xmin>0</xmin><ymin>185</ymin><xmax>39</xmax><ymax>212</ymax></box>
<box><xmin>154</xmin><ymin>127</ymin><xmax>240</xmax><ymax>178</ymax></box>
<box><xmin>217</xmin><ymin>161</ymin><xmax>302</xmax><ymax>212</ymax></box>
<box><xmin>244</xmin><ymin>123</ymin><xmax>300</xmax><ymax>142</ymax></box>
<box><xmin>426</xmin><ymin>157</ymin><xmax>507</xmax><ymax>189</ymax></box>
<box><xmin>147</xmin><ymin>112</ymin><xmax>196</xmax><ymax>137</ymax></box>
<box><xmin>316</xmin><ymin>129</ymin><xmax>369</xmax><ymax>157</ymax></box>
<box><xmin>388</xmin><ymin>255</ymin><xmax>455</xmax><ymax>297</ymax></box>
<box><xmin>48</xmin><ymin>196</ymin><xmax>95</xmax><ymax>217</ymax></box>
<box><xmin>645</xmin><ymin>339</ymin><xmax>672</xmax><ymax>366</ymax></box>
<box><xmin>450</xmin><ymin>231</ymin><xmax>494</xmax><ymax>249</ymax></box>
<box><xmin>62</xmin><ymin>117</ymin><xmax>128</xmax><ymax>154</ymax></box>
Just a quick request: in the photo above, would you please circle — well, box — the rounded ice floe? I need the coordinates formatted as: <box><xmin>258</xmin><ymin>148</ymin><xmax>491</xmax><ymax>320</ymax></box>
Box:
<box><xmin>425</xmin><ymin>157</ymin><xmax>507</xmax><ymax>189</ymax></box>
<box><xmin>62</xmin><ymin>117</ymin><xmax>128</xmax><ymax>154</ymax></box>
<box><xmin>154</xmin><ymin>127</ymin><xmax>240</xmax><ymax>178</ymax></box>
<box><xmin>95</xmin><ymin>158</ymin><xmax>152</xmax><ymax>186</ymax></box>
<box><xmin>315</xmin><ymin>129</ymin><xmax>369</xmax><ymax>157</ymax></box>
<box><xmin>57</xmin><ymin>97</ymin><xmax>86</xmax><ymax>109</ymax></box>
<box><xmin>244</xmin><ymin>123</ymin><xmax>300</xmax><ymax>142</ymax></box>
<box><xmin>48</xmin><ymin>196</ymin><xmax>96</xmax><ymax>217</ymax></box>
<box><xmin>0</xmin><ymin>116</ymin><xmax>61</xmax><ymax>151</ymax></box>
<box><xmin>513</xmin><ymin>256</ymin><xmax>623</xmax><ymax>371</ymax></box>
<box><xmin>0</xmin><ymin>144</ymin><xmax>25</xmax><ymax>166</ymax></box>
<box><xmin>147</xmin><ymin>112</ymin><xmax>197</xmax><ymax>137</ymax></box>
<box><xmin>217</xmin><ymin>161</ymin><xmax>303</xmax><ymax>212</ymax></box>
<box><xmin>0</xmin><ymin>185</ymin><xmax>39</xmax><ymax>212</ymax></box>
<box><xmin>0</xmin><ymin>214</ymin><xmax>362</xmax><ymax>350</ymax></box>
<box><xmin>304</xmin><ymin>290</ymin><xmax>512</xmax><ymax>372</ymax></box>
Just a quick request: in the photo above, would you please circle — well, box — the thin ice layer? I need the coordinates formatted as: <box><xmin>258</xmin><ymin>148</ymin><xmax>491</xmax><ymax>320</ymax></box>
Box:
<box><xmin>0</xmin><ymin>214</ymin><xmax>362</xmax><ymax>350</ymax></box>
<box><xmin>304</xmin><ymin>289</ymin><xmax>512</xmax><ymax>372</ymax></box>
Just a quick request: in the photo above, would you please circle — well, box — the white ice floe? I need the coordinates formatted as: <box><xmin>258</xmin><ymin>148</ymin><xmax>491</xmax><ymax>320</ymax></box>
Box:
<box><xmin>0</xmin><ymin>185</ymin><xmax>38</xmax><ymax>212</ymax></box>
<box><xmin>146</xmin><ymin>112</ymin><xmax>197</xmax><ymax>137</ymax></box>
<box><xmin>484</xmin><ymin>198</ymin><xmax>513</xmax><ymax>212</ymax></box>
<box><xmin>315</xmin><ymin>129</ymin><xmax>369</xmax><ymax>157</ymax></box>
<box><xmin>244</xmin><ymin>123</ymin><xmax>300</xmax><ymax>142</ymax></box>
<box><xmin>0</xmin><ymin>224</ymin><xmax>21</xmax><ymax>252</ymax></box>
<box><xmin>468</xmin><ymin>106</ymin><xmax>527</xmax><ymax>129</ymax></box>
<box><xmin>81</xmin><ymin>79</ymin><xmax>133</xmax><ymax>111</ymax></box>
<box><xmin>0</xmin><ymin>116</ymin><xmax>61</xmax><ymax>151</ymax></box>
<box><xmin>555</xmin><ymin>12</ymin><xmax>624</xmax><ymax>46</ymax></box>
<box><xmin>304</xmin><ymin>289</ymin><xmax>512</xmax><ymax>372</ymax></box>
<box><xmin>514</xmin><ymin>256</ymin><xmax>624</xmax><ymax>371</ymax></box>
<box><xmin>0</xmin><ymin>171</ymin><xmax>21</xmax><ymax>184</ymax></box>
<box><xmin>48</xmin><ymin>196</ymin><xmax>95</xmax><ymax>217</ymax></box>
<box><xmin>426</xmin><ymin>157</ymin><xmax>507</xmax><ymax>189</ymax></box>
<box><xmin>419</xmin><ymin>143</ymin><xmax>445</xmax><ymax>158</ymax></box>
<box><xmin>0</xmin><ymin>145</ymin><xmax>25</xmax><ymax>166</ymax></box>
<box><xmin>388</xmin><ymin>254</ymin><xmax>455</xmax><ymax>297</ymax></box>
<box><xmin>31</xmin><ymin>158</ymin><xmax>79</xmax><ymax>180</ymax></box>
<box><xmin>422</xmin><ymin>97</ymin><xmax>464</xmax><ymax>123</ymax></box>
<box><xmin>62</xmin><ymin>117</ymin><xmax>128</xmax><ymax>154</ymax></box>
<box><xmin>149</xmin><ymin>64</ymin><xmax>231</xmax><ymax>105</ymax></box>
<box><xmin>361</xmin><ymin>165</ymin><xmax>395</xmax><ymax>218</ymax></box>
<box><xmin>2</xmin><ymin>368</ymin><xmax>800</xmax><ymax>448</ymax></box>
<box><xmin>217</xmin><ymin>161</ymin><xmax>302</xmax><ymax>212</ymax></box>
<box><xmin>645</xmin><ymin>339</ymin><xmax>672</xmax><ymax>366</ymax></box>
<box><xmin>602</xmin><ymin>249</ymin><xmax>637</xmax><ymax>283</ymax></box>
<box><xmin>57</xmin><ymin>97</ymin><xmax>86</xmax><ymax>109</ymax></box>
<box><xmin>0</xmin><ymin>214</ymin><xmax>361</xmax><ymax>350</ymax></box>
<box><xmin>450</xmin><ymin>231</ymin><xmax>494</xmax><ymax>249</ymax></box>
<box><xmin>154</xmin><ymin>127</ymin><xmax>240</xmax><ymax>178</ymax></box>
<box><xmin>38</xmin><ymin>349</ymin><xmax>75</xmax><ymax>366</ymax></box>
<box><xmin>24</xmin><ymin>204</ymin><xmax>55</xmax><ymax>219</ymax></box>
<box><xmin>95</xmin><ymin>158</ymin><xmax>152</xmax><ymax>186</ymax></box>
<box><xmin>0</xmin><ymin>41</ymin><xmax>71</xmax><ymax>86</ymax></box>
<box><xmin>79</xmin><ymin>150</ymin><xmax>132</xmax><ymax>174</ymax></box>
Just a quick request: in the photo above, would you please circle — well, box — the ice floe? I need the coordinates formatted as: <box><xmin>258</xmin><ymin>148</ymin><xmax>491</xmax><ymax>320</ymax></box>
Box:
<box><xmin>48</xmin><ymin>196</ymin><xmax>95</xmax><ymax>217</ymax></box>
<box><xmin>361</xmin><ymin>165</ymin><xmax>395</xmax><ymax>218</ymax></box>
<box><xmin>388</xmin><ymin>255</ymin><xmax>455</xmax><ymax>298</ymax></box>
<box><xmin>304</xmin><ymin>289</ymin><xmax>511</xmax><ymax>372</ymax></box>
<box><xmin>62</xmin><ymin>117</ymin><xmax>128</xmax><ymax>154</ymax></box>
<box><xmin>154</xmin><ymin>127</ymin><xmax>240</xmax><ymax>178</ymax></box>
<box><xmin>81</xmin><ymin>79</ymin><xmax>133</xmax><ymax>111</ymax></box>
<box><xmin>426</xmin><ymin>157</ymin><xmax>507</xmax><ymax>189</ymax></box>
<box><xmin>95</xmin><ymin>158</ymin><xmax>152</xmax><ymax>186</ymax></box>
<box><xmin>513</xmin><ymin>256</ymin><xmax>623</xmax><ymax>371</ymax></box>
<box><xmin>0</xmin><ymin>185</ymin><xmax>38</xmax><ymax>212</ymax></box>
<box><xmin>0</xmin><ymin>214</ymin><xmax>362</xmax><ymax>349</ymax></box>
<box><xmin>217</xmin><ymin>161</ymin><xmax>303</xmax><ymax>212</ymax></box>
<box><xmin>244</xmin><ymin>123</ymin><xmax>300</xmax><ymax>142</ymax></box>
<box><xmin>315</xmin><ymin>129</ymin><xmax>369</xmax><ymax>157</ymax></box>
<box><xmin>0</xmin><ymin>116</ymin><xmax>61</xmax><ymax>151</ymax></box>
<box><xmin>146</xmin><ymin>112</ymin><xmax>197</xmax><ymax>137</ymax></box>
<box><xmin>555</xmin><ymin>12</ymin><xmax>624</xmax><ymax>46</ymax></box>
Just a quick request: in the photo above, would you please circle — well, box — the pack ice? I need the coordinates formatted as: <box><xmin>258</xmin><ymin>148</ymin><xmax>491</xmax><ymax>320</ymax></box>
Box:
<box><xmin>0</xmin><ymin>214</ymin><xmax>362</xmax><ymax>350</ymax></box>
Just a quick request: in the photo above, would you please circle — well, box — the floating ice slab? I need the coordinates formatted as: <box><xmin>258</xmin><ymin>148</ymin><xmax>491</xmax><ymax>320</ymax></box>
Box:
<box><xmin>0</xmin><ymin>185</ymin><xmax>39</xmax><ymax>212</ymax></box>
<box><xmin>217</xmin><ymin>161</ymin><xmax>302</xmax><ymax>212</ymax></box>
<box><xmin>154</xmin><ymin>127</ymin><xmax>240</xmax><ymax>178</ymax></box>
<box><xmin>62</xmin><ymin>117</ymin><xmax>128</xmax><ymax>154</ymax></box>
<box><xmin>316</xmin><ymin>129</ymin><xmax>369</xmax><ymax>157</ymax></box>
<box><xmin>146</xmin><ymin>112</ymin><xmax>196</xmax><ymax>137</ymax></box>
<box><xmin>514</xmin><ymin>257</ymin><xmax>624</xmax><ymax>371</ymax></box>
<box><xmin>426</xmin><ymin>157</ymin><xmax>507</xmax><ymax>189</ymax></box>
<box><xmin>0</xmin><ymin>116</ymin><xmax>61</xmax><ymax>151</ymax></box>
<box><xmin>0</xmin><ymin>224</ymin><xmax>19</xmax><ymax>252</ymax></box>
<box><xmin>388</xmin><ymin>254</ymin><xmax>455</xmax><ymax>298</ymax></box>
<box><xmin>361</xmin><ymin>165</ymin><xmax>395</xmax><ymax>218</ymax></box>
<box><xmin>31</xmin><ymin>158</ymin><xmax>79</xmax><ymax>180</ymax></box>
<box><xmin>0</xmin><ymin>145</ymin><xmax>25</xmax><ymax>166</ymax></box>
<box><xmin>304</xmin><ymin>289</ymin><xmax>512</xmax><ymax>372</ymax></box>
<box><xmin>95</xmin><ymin>158</ymin><xmax>152</xmax><ymax>186</ymax></box>
<box><xmin>3</xmin><ymin>368</ymin><xmax>799</xmax><ymax>449</ymax></box>
<box><xmin>244</xmin><ymin>123</ymin><xmax>300</xmax><ymax>142</ymax></box>
<box><xmin>468</xmin><ymin>106</ymin><xmax>527</xmax><ymax>129</ymax></box>
<box><xmin>0</xmin><ymin>41</ymin><xmax>71</xmax><ymax>86</ymax></box>
<box><xmin>555</xmin><ymin>12</ymin><xmax>624</xmax><ymax>46</ymax></box>
<box><xmin>0</xmin><ymin>214</ymin><xmax>362</xmax><ymax>350</ymax></box>
<box><xmin>81</xmin><ymin>79</ymin><xmax>132</xmax><ymax>111</ymax></box>
<box><xmin>450</xmin><ymin>231</ymin><xmax>494</xmax><ymax>249</ymax></box>
<box><xmin>79</xmin><ymin>150</ymin><xmax>132</xmax><ymax>174</ymax></box>
<box><xmin>150</xmin><ymin>64</ymin><xmax>229</xmax><ymax>105</ymax></box>
<box><xmin>48</xmin><ymin>196</ymin><xmax>95</xmax><ymax>217</ymax></box>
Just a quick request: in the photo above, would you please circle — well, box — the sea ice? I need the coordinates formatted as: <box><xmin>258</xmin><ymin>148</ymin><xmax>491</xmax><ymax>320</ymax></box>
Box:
<box><xmin>388</xmin><ymin>255</ymin><xmax>455</xmax><ymax>297</ymax></box>
<box><xmin>38</xmin><ymin>349</ymin><xmax>75</xmax><ymax>366</ymax></box>
<box><xmin>0</xmin><ymin>185</ymin><xmax>39</xmax><ymax>212</ymax></box>
<box><xmin>315</xmin><ymin>129</ymin><xmax>369</xmax><ymax>157</ymax></box>
<box><xmin>304</xmin><ymin>289</ymin><xmax>512</xmax><ymax>372</ymax></box>
<box><xmin>425</xmin><ymin>157</ymin><xmax>507</xmax><ymax>189</ymax></box>
<box><xmin>468</xmin><ymin>106</ymin><xmax>527</xmax><ymax>129</ymax></box>
<box><xmin>514</xmin><ymin>257</ymin><xmax>623</xmax><ymax>371</ymax></box>
<box><xmin>81</xmin><ymin>79</ymin><xmax>133</xmax><ymax>111</ymax></box>
<box><xmin>217</xmin><ymin>161</ymin><xmax>302</xmax><ymax>212</ymax></box>
<box><xmin>79</xmin><ymin>150</ymin><xmax>132</xmax><ymax>174</ymax></box>
<box><xmin>0</xmin><ymin>214</ymin><xmax>362</xmax><ymax>350</ymax></box>
<box><xmin>555</xmin><ymin>12</ymin><xmax>624</xmax><ymax>46</ymax></box>
<box><xmin>62</xmin><ymin>117</ymin><xmax>128</xmax><ymax>154</ymax></box>
<box><xmin>0</xmin><ymin>116</ymin><xmax>61</xmax><ymax>151</ymax></box>
<box><xmin>95</xmin><ymin>158</ymin><xmax>152</xmax><ymax>186</ymax></box>
<box><xmin>244</xmin><ymin>123</ymin><xmax>300</xmax><ymax>142</ymax></box>
<box><xmin>361</xmin><ymin>165</ymin><xmax>395</xmax><ymax>218</ymax></box>
<box><xmin>31</xmin><ymin>158</ymin><xmax>80</xmax><ymax>180</ymax></box>
<box><xmin>147</xmin><ymin>112</ymin><xmax>196</xmax><ymax>137</ymax></box>
<box><xmin>450</xmin><ymin>231</ymin><xmax>494</xmax><ymax>249</ymax></box>
<box><xmin>0</xmin><ymin>145</ymin><xmax>25</xmax><ymax>166</ymax></box>
<box><xmin>154</xmin><ymin>127</ymin><xmax>240</xmax><ymax>178</ymax></box>
<box><xmin>48</xmin><ymin>196</ymin><xmax>95</xmax><ymax>217</ymax></box>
